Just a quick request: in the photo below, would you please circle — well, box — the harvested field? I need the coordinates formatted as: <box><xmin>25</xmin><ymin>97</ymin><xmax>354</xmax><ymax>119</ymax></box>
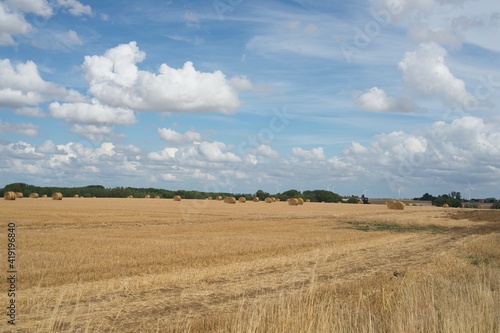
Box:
<box><xmin>0</xmin><ymin>199</ymin><xmax>498</xmax><ymax>332</ymax></box>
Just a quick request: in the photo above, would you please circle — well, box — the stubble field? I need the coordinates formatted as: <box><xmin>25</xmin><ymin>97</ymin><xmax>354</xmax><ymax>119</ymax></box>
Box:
<box><xmin>1</xmin><ymin>198</ymin><xmax>499</xmax><ymax>332</ymax></box>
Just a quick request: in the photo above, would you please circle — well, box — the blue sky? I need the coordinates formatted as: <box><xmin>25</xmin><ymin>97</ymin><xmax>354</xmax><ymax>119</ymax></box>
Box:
<box><xmin>1</xmin><ymin>0</ymin><xmax>499</xmax><ymax>199</ymax></box>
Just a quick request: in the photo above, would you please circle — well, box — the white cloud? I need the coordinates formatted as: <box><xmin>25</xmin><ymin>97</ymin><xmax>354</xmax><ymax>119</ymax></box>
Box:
<box><xmin>14</xmin><ymin>106</ymin><xmax>47</xmax><ymax>117</ymax></box>
<box><xmin>70</xmin><ymin>124</ymin><xmax>123</xmax><ymax>142</ymax></box>
<box><xmin>291</xmin><ymin>147</ymin><xmax>325</xmax><ymax>160</ymax></box>
<box><xmin>0</xmin><ymin>116</ymin><xmax>499</xmax><ymax>197</ymax></box>
<box><xmin>36</xmin><ymin>140</ymin><xmax>57</xmax><ymax>154</ymax></box>
<box><xmin>398</xmin><ymin>42</ymin><xmax>476</xmax><ymax>109</ymax></box>
<box><xmin>161</xmin><ymin>173</ymin><xmax>177</xmax><ymax>181</ymax></box>
<box><xmin>253</xmin><ymin>144</ymin><xmax>280</xmax><ymax>158</ymax></box>
<box><xmin>56</xmin><ymin>0</ymin><xmax>92</xmax><ymax>16</ymax></box>
<box><xmin>197</xmin><ymin>141</ymin><xmax>241</xmax><ymax>163</ymax></box>
<box><xmin>192</xmin><ymin>169</ymin><xmax>216</xmax><ymax>181</ymax></box>
<box><xmin>82</xmin><ymin>42</ymin><xmax>243</xmax><ymax>114</ymax></box>
<box><xmin>408</xmin><ymin>25</ymin><xmax>463</xmax><ymax>49</ymax></box>
<box><xmin>49</xmin><ymin>101</ymin><xmax>136</xmax><ymax>125</ymax></box>
<box><xmin>0</xmin><ymin>120</ymin><xmax>39</xmax><ymax>137</ymax></box>
<box><xmin>147</xmin><ymin>148</ymin><xmax>179</xmax><ymax>161</ymax></box>
<box><xmin>356</xmin><ymin>87</ymin><xmax>417</xmax><ymax>112</ymax></box>
<box><xmin>5</xmin><ymin>0</ymin><xmax>52</xmax><ymax>17</ymax></box>
<box><xmin>0</xmin><ymin>3</ymin><xmax>33</xmax><ymax>45</ymax></box>
<box><xmin>158</xmin><ymin>128</ymin><xmax>202</xmax><ymax>145</ymax></box>
<box><xmin>31</xmin><ymin>29</ymin><xmax>84</xmax><ymax>51</ymax></box>
<box><xmin>0</xmin><ymin>59</ymin><xmax>84</xmax><ymax>107</ymax></box>
<box><xmin>229</xmin><ymin>75</ymin><xmax>254</xmax><ymax>91</ymax></box>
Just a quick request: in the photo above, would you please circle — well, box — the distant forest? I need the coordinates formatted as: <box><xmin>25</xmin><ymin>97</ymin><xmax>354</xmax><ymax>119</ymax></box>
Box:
<box><xmin>1</xmin><ymin>183</ymin><xmax>343</xmax><ymax>203</ymax></box>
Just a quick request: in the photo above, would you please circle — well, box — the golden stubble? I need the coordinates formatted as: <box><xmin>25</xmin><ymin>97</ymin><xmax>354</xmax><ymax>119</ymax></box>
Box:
<box><xmin>0</xmin><ymin>198</ymin><xmax>498</xmax><ymax>332</ymax></box>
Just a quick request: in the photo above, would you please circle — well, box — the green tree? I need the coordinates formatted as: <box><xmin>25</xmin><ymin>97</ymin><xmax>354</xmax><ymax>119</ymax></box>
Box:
<box><xmin>280</xmin><ymin>189</ymin><xmax>301</xmax><ymax>200</ymax></box>
<box><xmin>255</xmin><ymin>190</ymin><xmax>270</xmax><ymax>200</ymax></box>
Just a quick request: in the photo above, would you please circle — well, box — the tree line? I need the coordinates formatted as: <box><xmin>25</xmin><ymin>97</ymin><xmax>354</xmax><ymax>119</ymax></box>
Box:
<box><xmin>1</xmin><ymin>183</ymin><xmax>343</xmax><ymax>203</ymax></box>
<box><xmin>413</xmin><ymin>192</ymin><xmax>498</xmax><ymax>208</ymax></box>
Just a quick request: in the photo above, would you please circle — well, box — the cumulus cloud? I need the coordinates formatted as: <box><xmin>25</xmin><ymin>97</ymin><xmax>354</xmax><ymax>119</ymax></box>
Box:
<box><xmin>0</xmin><ymin>59</ymin><xmax>84</xmax><ymax>108</ymax></box>
<box><xmin>0</xmin><ymin>0</ymin><xmax>91</xmax><ymax>46</ymax></box>
<box><xmin>70</xmin><ymin>124</ymin><xmax>124</xmax><ymax>142</ymax></box>
<box><xmin>5</xmin><ymin>0</ymin><xmax>52</xmax><ymax>17</ymax></box>
<box><xmin>291</xmin><ymin>147</ymin><xmax>325</xmax><ymax>160</ymax></box>
<box><xmin>192</xmin><ymin>169</ymin><xmax>216</xmax><ymax>181</ymax></box>
<box><xmin>254</xmin><ymin>144</ymin><xmax>280</xmax><ymax>158</ymax></box>
<box><xmin>82</xmin><ymin>42</ymin><xmax>243</xmax><ymax>114</ymax></box>
<box><xmin>398</xmin><ymin>42</ymin><xmax>476</xmax><ymax>109</ymax></box>
<box><xmin>158</xmin><ymin>128</ymin><xmax>202</xmax><ymax>145</ymax></box>
<box><xmin>356</xmin><ymin>87</ymin><xmax>417</xmax><ymax>112</ymax></box>
<box><xmin>0</xmin><ymin>3</ymin><xmax>33</xmax><ymax>45</ymax></box>
<box><xmin>56</xmin><ymin>0</ymin><xmax>92</xmax><ymax>16</ymax></box>
<box><xmin>198</xmin><ymin>141</ymin><xmax>241</xmax><ymax>163</ymax></box>
<box><xmin>14</xmin><ymin>106</ymin><xmax>46</xmax><ymax>117</ymax></box>
<box><xmin>1</xmin><ymin>115</ymin><xmax>499</xmax><ymax>196</ymax></box>
<box><xmin>0</xmin><ymin>120</ymin><xmax>39</xmax><ymax>137</ymax></box>
<box><xmin>160</xmin><ymin>173</ymin><xmax>177</xmax><ymax>181</ymax></box>
<box><xmin>49</xmin><ymin>101</ymin><xmax>136</xmax><ymax>125</ymax></box>
<box><xmin>147</xmin><ymin>148</ymin><xmax>179</xmax><ymax>161</ymax></box>
<box><xmin>229</xmin><ymin>75</ymin><xmax>254</xmax><ymax>91</ymax></box>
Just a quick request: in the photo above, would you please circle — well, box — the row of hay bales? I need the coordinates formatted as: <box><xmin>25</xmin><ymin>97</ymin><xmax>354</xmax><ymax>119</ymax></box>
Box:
<box><xmin>4</xmin><ymin>192</ymin><xmax>62</xmax><ymax>200</ymax></box>
<box><xmin>288</xmin><ymin>198</ymin><xmax>305</xmax><ymax>206</ymax></box>
<box><xmin>386</xmin><ymin>200</ymin><xmax>405</xmax><ymax>210</ymax></box>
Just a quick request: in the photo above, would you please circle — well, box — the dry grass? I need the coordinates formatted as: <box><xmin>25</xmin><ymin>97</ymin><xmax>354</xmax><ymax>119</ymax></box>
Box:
<box><xmin>0</xmin><ymin>199</ymin><xmax>498</xmax><ymax>332</ymax></box>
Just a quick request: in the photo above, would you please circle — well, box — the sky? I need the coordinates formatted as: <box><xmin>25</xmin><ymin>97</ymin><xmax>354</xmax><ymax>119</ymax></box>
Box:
<box><xmin>0</xmin><ymin>0</ymin><xmax>499</xmax><ymax>199</ymax></box>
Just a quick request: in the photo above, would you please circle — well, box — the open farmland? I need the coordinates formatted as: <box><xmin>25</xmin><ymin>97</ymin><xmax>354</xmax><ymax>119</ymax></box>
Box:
<box><xmin>1</xmin><ymin>198</ymin><xmax>499</xmax><ymax>332</ymax></box>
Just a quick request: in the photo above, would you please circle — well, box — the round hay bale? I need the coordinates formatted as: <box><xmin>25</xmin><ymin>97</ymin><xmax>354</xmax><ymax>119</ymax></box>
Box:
<box><xmin>74</xmin><ymin>194</ymin><xmax>79</xmax><ymax>198</ymax></box>
<box><xmin>224</xmin><ymin>196</ymin><xmax>236</xmax><ymax>204</ymax></box>
<box><xmin>4</xmin><ymin>191</ymin><xmax>16</xmax><ymax>200</ymax></box>
<box><xmin>386</xmin><ymin>200</ymin><xmax>396</xmax><ymax>209</ymax></box>
<box><xmin>394</xmin><ymin>201</ymin><xmax>405</xmax><ymax>210</ymax></box>
<box><xmin>207</xmin><ymin>197</ymin><xmax>212</xmax><ymax>200</ymax></box>
<box><xmin>29</xmin><ymin>193</ymin><xmax>39</xmax><ymax>198</ymax></box>
<box><xmin>155</xmin><ymin>195</ymin><xmax>160</xmax><ymax>199</ymax></box>
<box><xmin>127</xmin><ymin>195</ymin><xmax>133</xmax><ymax>198</ymax></box>
<box><xmin>52</xmin><ymin>192</ymin><xmax>63</xmax><ymax>200</ymax></box>
<box><xmin>442</xmin><ymin>203</ymin><xmax>449</xmax><ymax>208</ymax></box>
<box><xmin>288</xmin><ymin>198</ymin><xmax>298</xmax><ymax>206</ymax></box>
<box><xmin>216</xmin><ymin>195</ymin><xmax>223</xmax><ymax>201</ymax></box>
<box><xmin>265</xmin><ymin>197</ymin><xmax>273</xmax><ymax>203</ymax></box>
<box><xmin>297</xmin><ymin>198</ymin><xmax>304</xmax><ymax>205</ymax></box>
<box><xmin>387</xmin><ymin>200</ymin><xmax>405</xmax><ymax>210</ymax></box>
<box><xmin>15</xmin><ymin>192</ymin><xmax>23</xmax><ymax>199</ymax></box>
<box><xmin>271</xmin><ymin>197</ymin><xmax>276</xmax><ymax>202</ymax></box>
<box><xmin>173</xmin><ymin>195</ymin><xmax>181</xmax><ymax>201</ymax></box>
<box><xmin>145</xmin><ymin>195</ymin><xmax>151</xmax><ymax>199</ymax></box>
<box><xmin>42</xmin><ymin>194</ymin><xmax>47</xmax><ymax>198</ymax></box>
<box><xmin>306</xmin><ymin>199</ymin><xmax>311</xmax><ymax>202</ymax></box>
<box><xmin>252</xmin><ymin>197</ymin><xmax>259</xmax><ymax>202</ymax></box>
<box><xmin>238</xmin><ymin>196</ymin><xmax>246</xmax><ymax>203</ymax></box>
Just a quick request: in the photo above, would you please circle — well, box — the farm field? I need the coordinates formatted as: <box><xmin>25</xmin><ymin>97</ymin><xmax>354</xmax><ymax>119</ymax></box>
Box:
<box><xmin>1</xmin><ymin>198</ymin><xmax>499</xmax><ymax>332</ymax></box>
